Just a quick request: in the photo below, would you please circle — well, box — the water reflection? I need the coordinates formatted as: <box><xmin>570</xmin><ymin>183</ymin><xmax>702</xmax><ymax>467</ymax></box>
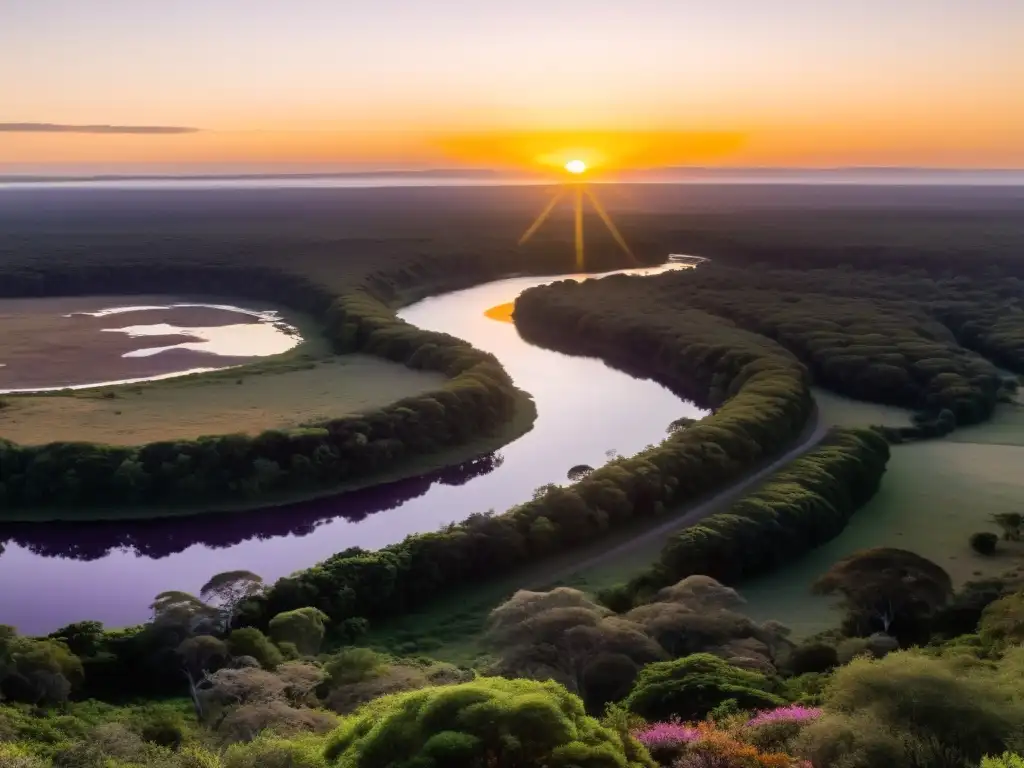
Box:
<box><xmin>0</xmin><ymin>262</ymin><xmax>707</xmax><ymax>634</ymax></box>
<box><xmin>0</xmin><ymin>453</ymin><xmax>504</xmax><ymax>562</ymax></box>
<box><xmin>0</xmin><ymin>301</ymin><xmax>302</xmax><ymax>394</ymax></box>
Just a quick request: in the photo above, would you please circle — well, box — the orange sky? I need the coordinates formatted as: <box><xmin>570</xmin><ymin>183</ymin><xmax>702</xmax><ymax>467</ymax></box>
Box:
<box><xmin>3</xmin><ymin>0</ymin><xmax>1022</xmax><ymax>173</ymax></box>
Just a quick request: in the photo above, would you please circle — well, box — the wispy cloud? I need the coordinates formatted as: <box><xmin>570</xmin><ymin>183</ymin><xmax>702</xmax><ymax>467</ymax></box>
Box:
<box><xmin>0</xmin><ymin>123</ymin><xmax>200</xmax><ymax>135</ymax></box>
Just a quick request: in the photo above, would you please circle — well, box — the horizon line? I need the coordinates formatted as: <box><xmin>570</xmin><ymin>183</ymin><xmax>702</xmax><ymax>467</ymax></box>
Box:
<box><xmin>2</xmin><ymin>166</ymin><xmax>1024</xmax><ymax>184</ymax></box>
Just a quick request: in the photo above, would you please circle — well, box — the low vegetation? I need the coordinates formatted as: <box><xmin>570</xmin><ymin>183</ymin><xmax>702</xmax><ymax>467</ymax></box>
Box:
<box><xmin>0</xmin><ymin>356</ymin><xmax>447</xmax><ymax>446</ymax></box>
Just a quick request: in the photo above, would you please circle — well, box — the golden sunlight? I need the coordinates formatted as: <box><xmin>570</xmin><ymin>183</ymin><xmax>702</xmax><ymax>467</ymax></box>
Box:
<box><xmin>565</xmin><ymin>159</ymin><xmax>587</xmax><ymax>174</ymax></box>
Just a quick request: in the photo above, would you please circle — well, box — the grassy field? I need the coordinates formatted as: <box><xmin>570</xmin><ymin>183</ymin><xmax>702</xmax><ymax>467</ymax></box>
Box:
<box><xmin>737</xmin><ymin>392</ymin><xmax>1024</xmax><ymax>637</ymax></box>
<box><xmin>0</xmin><ymin>355</ymin><xmax>448</xmax><ymax>445</ymax></box>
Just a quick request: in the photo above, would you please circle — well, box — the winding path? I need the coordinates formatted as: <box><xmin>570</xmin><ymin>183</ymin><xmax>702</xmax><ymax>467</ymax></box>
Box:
<box><xmin>538</xmin><ymin>404</ymin><xmax>827</xmax><ymax>588</ymax></box>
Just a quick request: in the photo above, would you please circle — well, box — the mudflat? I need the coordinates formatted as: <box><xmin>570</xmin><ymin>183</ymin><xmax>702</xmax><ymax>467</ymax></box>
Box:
<box><xmin>0</xmin><ymin>295</ymin><xmax>282</xmax><ymax>391</ymax></box>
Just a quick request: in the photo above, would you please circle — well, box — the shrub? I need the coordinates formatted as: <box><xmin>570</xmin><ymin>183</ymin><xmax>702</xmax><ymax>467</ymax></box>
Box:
<box><xmin>983</xmin><ymin>754</ymin><xmax>1024</xmax><ymax>768</ymax></box>
<box><xmin>227</xmin><ymin>628</ymin><xmax>283</xmax><ymax>670</ymax></box>
<box><xmin>631</xmin><ymin>721</ymin><xmax>701</xmax><ymax>765</ymax></box>
<box><xmin>818</xmin><ymin>651</ymin><xmax>1024</xmax><ymax>765</ymax></box>
<box><xmin>972</xmin><ymin>532</ymin><xmax>1000</xmax><ymax>556</ymax></box>
<box><xmin>222</xmin><ymin>734</ymin><xmax>328</xmax><ymax>768</ymax></box>
<box><xmin>324</xmin><ymin>676</ymin><xmax>656</xmax><ymax>768</ymax></box>
<box><xmin>785</xmin><ymin>643</ymin><xmax>838</xmax><ymax>675</ymax></box>
<box><xmin>624</xmin><ymin>654</ymin><xmax>785</xmax><ymax>722</ymax></box>
<box><xmin>0</xmin><ymin>742</ymin><xmax>48</xmax><ymax>768</ymax></box>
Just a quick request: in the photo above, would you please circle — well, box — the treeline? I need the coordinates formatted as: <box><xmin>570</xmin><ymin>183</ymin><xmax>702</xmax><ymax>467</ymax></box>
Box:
<box><xmin>0</xmin><ymin>261</ymin><xmax>523</xmax><ymax>511</ymax></box>
<box><xmin>238</xmin><ymin>278</ymin><xmax>814</xmax><ymax>628</ymax></box>
<box><xmin>663</xmin><ymin>273</ymin><xmax>1002</xmax><ymax>423</ymax></box>
<box><xmin>607</xmin><ymin>428</ymin><xmax>891</xmax><ymax>608</ymax></box>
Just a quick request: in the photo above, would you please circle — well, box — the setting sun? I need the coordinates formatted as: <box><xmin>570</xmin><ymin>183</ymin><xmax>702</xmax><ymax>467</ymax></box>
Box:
<box><xmin>565</xmin><ymin>159</ymin><xmax>587</xmax><ymax>175</ymax></box>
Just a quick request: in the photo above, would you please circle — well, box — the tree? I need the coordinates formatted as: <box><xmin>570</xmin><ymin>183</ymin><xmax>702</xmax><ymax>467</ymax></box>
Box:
<box><xmin>178</xmin><ymin>635</ymin><xmax>229</xmax><ymax>720</ymax></box>
<box><xmin>0</xmin><ymin>633</ymin><xmax>83</xmax><ymax>705</ymax></box>
<box><xmin>623</xmin><ymin>653</ymin><xmax>784</xmax><ymax>722</ymax></box>
<box><xmin>268</xmin><ymin>607</ymin><xmax>330</xmax><ymax>656</ymax></box>
<box><xmin>150</xmin><ymin>590</ymin><xmax>218</xmax><ymax>637</ymax></box>
<box><xmin>992</xmin><ymin>513</ymin><xmax>1023</xmax><ymax>541</ymax></box>
<box><xmin>324</xmin><ymin>676</ymin><xmax>656</xmax><ymax>768</ymax></box>
<box><xmin>485</xmin><ymin>587</ymin><xmax>665</xmax><ymax>712</ymax></box>
<box><xmin>200</xmin><ymin>571</ymin><xmax>265</xmax><ymax>631</ymax></box>
<box><xmin>624</xmin><ymin>576</ymin><xmax>791</xmax><ymax>671</ymax></box>
<box><xmin>971</xmin><ymin>531</ymin><xmax>1000</xmax><ymax>555</ymax></box>
<box><xmin>979</xmin><ymin>591</ymin><xmax>1024</xmax><ymax>649</ymax></box>
<box><xmin>567</xmin><ymin>464</ymin><xmax>594</xmax><ymax>481</ymax></box>
<box><xmin>813</xmin><ymin>548</ymin><xmax>953</xmax><ymax>642</ymax></box>
<box><xmin>227</xmin><ymin>627</ymin><xmax>283</xmax><ymax>670</ymax></box>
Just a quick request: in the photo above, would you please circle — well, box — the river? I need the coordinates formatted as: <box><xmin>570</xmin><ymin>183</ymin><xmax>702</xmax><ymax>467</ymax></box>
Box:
<box><xmin>0</xmin><ymin>263</ymin><xmax>706</xmax><ymax>634</ymax></box>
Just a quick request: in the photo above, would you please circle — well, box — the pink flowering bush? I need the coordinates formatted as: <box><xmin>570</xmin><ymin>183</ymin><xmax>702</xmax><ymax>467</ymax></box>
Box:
<box><xmin>746</xmin><ymin>705</ymin><xmax>822</xmax><ymax>728</ymax></box>
<box><xmin>632</xmin><ymin>721</ymin><xmax>702</xmax><ymax>764</ymax></box>
<box><xmin>743</xmin><ymin>705</ymin><xmax>822</xmax><ymax>754</ymax></box>
<box><xmin>633</xmin><ymin>721</ymin><xmax>806</xmax><ymax>767</ymax></box>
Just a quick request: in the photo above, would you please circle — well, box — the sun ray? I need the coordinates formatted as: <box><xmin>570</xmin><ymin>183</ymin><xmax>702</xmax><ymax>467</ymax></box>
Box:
<box><xmin>574</xmin><ymin>185</ymin><xmax>585</xmax><ymax>271</ymax></box>
<box><xmin>518</xmin><ymin>189</ymin><xmax>567</xmax><ymax>245</ymax></box>
<box><xmin>584</xmin><ymin>188</ymin><xmax>637</xmax><ymax>264</ymax></box>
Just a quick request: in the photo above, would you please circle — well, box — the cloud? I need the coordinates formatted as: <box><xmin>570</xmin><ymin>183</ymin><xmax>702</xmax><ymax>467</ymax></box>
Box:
<box><xmin>0</xmin><ymin>123</ymin><xmax>200</xmax><ymax>135</ymax></box>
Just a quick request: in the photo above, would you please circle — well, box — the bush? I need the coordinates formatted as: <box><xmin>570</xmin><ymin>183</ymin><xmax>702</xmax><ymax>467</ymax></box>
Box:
<box><xmin>818</xmin><ymin>651</ymin><xmax>1024</xmax><ymax>765</ymax></box>
<box><xmin>623</xmin><ymin>654</ymin><xmax>785</xmax><ymax>722</ymax></box>
<box><xmin>227</xmin><ymin>628</ymin><xmax>283</xmax><ymax>670</ymax></box>
<box><xmin>324</xmin><ymin>677</ymin><xmax>655</xmax><ymax>768</ymax></box>
<box><xmin>785</xmin><ymin>643</ymin><xmax>838</xmax><ymax>675</ymax></box>
<box><xmin>983</xmin><ymin>754</ymin><xmax>1024</xmax><ymax>768</ymax></box>
<box><xmin>222</xmin><ymin>734</ymin><xmax>328</xmax><ymax>768</ymax></box>
<box><xmin>0</xmin><ymin>742</ymin><xmax>48</xmax><ymax>768</ymax></box>
<box><xmin>972</xmin><ymin>532</ymin><xmax>1000</xmax><ymax>556</ymax></box>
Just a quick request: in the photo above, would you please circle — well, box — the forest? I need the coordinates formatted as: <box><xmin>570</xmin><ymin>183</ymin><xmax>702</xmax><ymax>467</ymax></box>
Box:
<box><xmin>3</xmin><ymin>189</ymin><xmax>1024</xmax><ymax>766</ymax></box>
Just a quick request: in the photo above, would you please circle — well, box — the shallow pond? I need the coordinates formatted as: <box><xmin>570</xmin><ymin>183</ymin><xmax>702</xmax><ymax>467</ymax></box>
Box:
<box><xmin>0</xmin><ymin>264</ymin><xmax>707</xmax><ymax>633</ymax></box>
<box><xmin>0</xmin><ymin>299</ymin><xmax>301</xmax><ymax>394</ymax></box>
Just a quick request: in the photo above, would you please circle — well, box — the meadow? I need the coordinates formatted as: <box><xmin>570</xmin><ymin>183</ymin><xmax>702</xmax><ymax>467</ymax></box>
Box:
<box><xmin>0</xmin><ymin>356</ymin><xmax>446</xmax><ymax>446</ymax></box>
<box><xmin>740</xmin><ymin>393</ymin><xmax>1024</xmax><ymax>637</ymax></box>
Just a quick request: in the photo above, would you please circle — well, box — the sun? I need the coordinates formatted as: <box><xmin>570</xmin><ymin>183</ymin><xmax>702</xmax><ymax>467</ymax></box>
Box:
<box><xmin>565</xmin><ymin>159</ymin><xmax>587</xmax><ymax>175</ymax></box>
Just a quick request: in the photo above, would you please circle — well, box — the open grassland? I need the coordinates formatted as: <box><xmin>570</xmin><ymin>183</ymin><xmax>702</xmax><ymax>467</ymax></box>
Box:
<box><xmin>0</xmin><ymin>355</ymin><xmax>447</xmax><ymax>445</ymax></box>
<box><xmin>738</xmin><ymin>394</ymin><xmax>1024</xmax><ymax>637</ymax></box>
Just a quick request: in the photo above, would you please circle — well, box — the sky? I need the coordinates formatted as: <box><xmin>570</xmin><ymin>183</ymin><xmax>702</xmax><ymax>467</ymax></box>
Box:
<box><xmin>2</xmin><ymin>0</ymin><xmax>1023</xmax><ymax>174</ymax></box>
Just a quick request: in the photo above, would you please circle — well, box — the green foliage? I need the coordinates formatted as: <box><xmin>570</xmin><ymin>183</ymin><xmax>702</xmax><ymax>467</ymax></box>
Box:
<box><xmin>484</xmin><ymin>587</ymin><xmax>666</xmax><ymax>713</ymax></box>
<box><xmin>972</xmin><ymin>532</ymin><xmax>1000</xmax><ymax>556</ymax></box>
<box><xmin>0</xmin><ymin>250</ymin><xmax>527</xmax><ymax>512</ymax></box>
<box><xmin>979</xmin><ymin>591</ymin><xmax>1024</xmax><ymax>650</ymax></box>
<box><xmin>982</xmin><ymin>753</ymin><xmax>1024</xmax><ymax>768</ymax></box>
<box><xmin>808</xmin><ymin>651</ymin><xmax>1024</xmax><ymax>767</ymax></box>
<box><xmin>0</xmin><ymin>742</ymin><xmax>47</xmax><ymax>768</ymax></box>
<box><xmin>623</xmin><ymin>653</ymin><xmax>785</xmax><ymax>722</ymax></box>
<box><xmin>221</xmin><ymin>734</ymin><xmax>328</xmax><ymax>768</ymax></box>
<box><xmin>814</xmin><ymin>548</ymin><xmax>953</xmax><ymax>643</ymax></box>
<box><xmin>226</xmin><ymin>628</ymin><xmax>283</xmax><ymax>670</ymax></box>
<box><xmin>268</xmin><ymin>608</ymin><xmax>330</xmax><ymax>657</ymax></box>
<box><xmin>621</xmin><ymin>428</ymin><xmax>890</xmax><ymax>604</ymax></box>
<box><xmin>324</xmin><ymin>676</ymin><xmax>654</xmax><ymax>768</ymax></box>
<box><xmin>785</xmin><ymin>643</ymin><xmax>839</xmax><ymax>676</ymax></box>
<box><xmin>0</xmin><ymin>628</ymin><xmax>83</xmax><ymax>705</ymax></box>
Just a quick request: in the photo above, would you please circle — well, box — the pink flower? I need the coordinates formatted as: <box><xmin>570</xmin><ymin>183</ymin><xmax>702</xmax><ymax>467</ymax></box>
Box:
<box><xmin>632</xmin><ymin>721</ymin><xmax>702</xmax><ymax>748</ymax></box>
<box><xmin>746</xmin><ymin>705</ymin><xmax>822</xmax><ymax>728</ymax></box>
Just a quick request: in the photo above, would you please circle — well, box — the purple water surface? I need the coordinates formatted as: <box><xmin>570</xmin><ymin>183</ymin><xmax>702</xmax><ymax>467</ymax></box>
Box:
<box><xmin>0</xmin><ymin>265</ymin><xmax>705</xmax><ymax>634</ymax></box>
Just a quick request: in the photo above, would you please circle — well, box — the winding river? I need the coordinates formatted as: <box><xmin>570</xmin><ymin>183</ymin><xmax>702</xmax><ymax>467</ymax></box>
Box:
<box><xmin>0</xmin><ymin>263</ymin><xmax>706</xmax><ymax>634</ymax></box>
